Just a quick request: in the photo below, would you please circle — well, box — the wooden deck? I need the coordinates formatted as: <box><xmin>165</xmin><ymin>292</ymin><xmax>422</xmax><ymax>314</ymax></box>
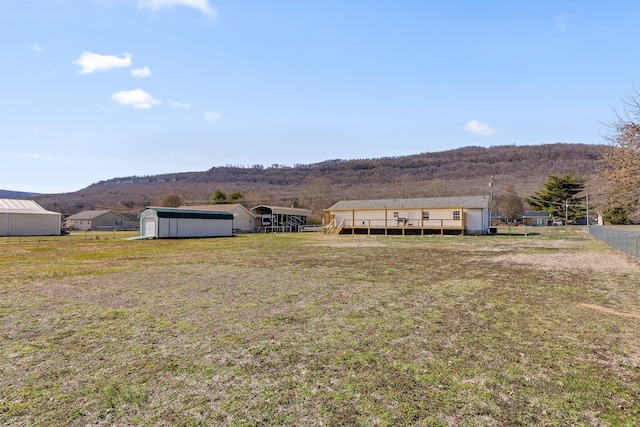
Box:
<box><xmin>338</xmin><ymin>224</ymin><xmax>467</xmax><ymax>236</ymax></box>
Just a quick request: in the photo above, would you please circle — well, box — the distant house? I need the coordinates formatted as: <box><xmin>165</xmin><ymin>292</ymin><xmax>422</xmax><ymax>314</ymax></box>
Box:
<box><xmin>180</xmin><ymin>204</ymin><xmax>255</xmax><ymax>233</ymax></box>
<box><xmin>250</xmin><ymin>205</ymin><xmax>312</xmax><ymax>232</ymax></box>
<box><xmin>64</xmin><ymin>210</ymin><xmax>138</xmax><ymax>231</ymax></box>
<box><xmin>522</xmin><ymin>212</ymin><xmax>551</xmax><ymax>226</ymax></box>
<box><xmin>325</xmin><ymin>196</ymin><xmax>490</xmax><ymax>235</ymax></box>
<box><xmin>0</xmin><ymin>198</ymin><xmax>61</xmax><ymax>236</ymax></box>
<box><xmin>139</xmin><ymin>207</ymin><xmax>234</xmax><ymax>238</ymax></box>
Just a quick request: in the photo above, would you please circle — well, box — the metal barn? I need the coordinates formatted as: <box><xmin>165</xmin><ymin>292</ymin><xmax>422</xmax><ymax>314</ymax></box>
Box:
<box><xmin>0</xmin><ymin>198</ymin><xmax>61</xmax><ymax>236</ymax></box>
<box><xmin>139</xmin><ymin>207</ymin><xmax>234</xmax><ymax>238</ymax></box>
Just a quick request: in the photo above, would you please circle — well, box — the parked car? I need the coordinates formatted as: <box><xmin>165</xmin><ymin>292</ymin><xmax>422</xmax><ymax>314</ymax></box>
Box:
<box><xmin>551</xmin><ymin>218</ymin><xmax>563</xmax><ymax>226</ymax></box>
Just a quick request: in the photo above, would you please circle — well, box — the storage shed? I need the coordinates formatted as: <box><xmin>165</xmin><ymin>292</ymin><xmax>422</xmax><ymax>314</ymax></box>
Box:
<box><xmin>325</xmin><ymin>196</ymin><xmax>490</xmax><ymax>235</ymax></box>
<box><xmin>0</xmin><ymin>198</ymin><xmax>61</xmax><ymax>236</ymax></box>
<box><xmin>139</xmin><ymin>207</ymin><xmax>234</xmax><ymax>238</ymax></box>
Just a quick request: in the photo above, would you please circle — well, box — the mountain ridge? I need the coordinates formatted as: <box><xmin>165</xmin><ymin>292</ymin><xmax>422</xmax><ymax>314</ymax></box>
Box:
<box><xmin>31</xmin><ymin>143</ymin><xmax>603</xmax><ymax>216</ymax></box>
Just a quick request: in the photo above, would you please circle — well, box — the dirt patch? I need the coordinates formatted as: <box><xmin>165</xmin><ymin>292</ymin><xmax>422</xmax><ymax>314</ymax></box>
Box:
<box><xmin>311</xmin><ymin>235</ymin><xmax>388</xmax><ymax>248</ymax></box>
<box><xmin>578</xmin><ymin>303</ymin><xmax>640</xmax><ymax>320</ymax></box>
<box><xmin>491</xmin><ymin>244</ymin><xmax>640</xmax><ymax>275</ymax></box>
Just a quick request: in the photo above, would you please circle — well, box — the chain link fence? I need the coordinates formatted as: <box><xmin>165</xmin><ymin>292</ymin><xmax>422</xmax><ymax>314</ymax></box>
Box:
<box><xmin>589</xmin><ymin>226</ymin><xmax>640</xmax><ymax>258</ymax></box>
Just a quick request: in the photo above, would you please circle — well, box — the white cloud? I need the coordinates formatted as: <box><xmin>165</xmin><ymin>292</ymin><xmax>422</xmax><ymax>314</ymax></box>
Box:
<box><xmin>137</xmin><ymin>0</ymin><xmax>215</xmax><ymax>15</ymax></box>
<box><xmin>111</xmin><ymin>89</ymin><xmax>160</xmax><ymax>109</ymax></box>
<box><xmin>26</xmin><ymin>153</ymin><xmax>54</xmax><ymax>161</ymax></box>
<box><xmin>131</xmin><ymin>67</ymin><xmax>151</xmax><ymax>78</ymax></box>
<box><xmin>169</xmin><ymin>100</ymin><xmax>190</xmax><ymax>108</ymax></box>
<box><xmin>74</xmin><ymin>51</ymin><xmax>133</xmax><ymax>74</ymax></box>
<box><xmin>204</xmin><ymin>111</ymin><xmax>220</xmax><ymax>121</ymax></box>
<box><xmin>27</xmin><ymin>43</ymin><xmax>43</xmax><ymax>53</ymax></box>
<box><xmin>463</xmin><ymin>120</ymin><xmax>499</xmax><ymax>136</ymax></box>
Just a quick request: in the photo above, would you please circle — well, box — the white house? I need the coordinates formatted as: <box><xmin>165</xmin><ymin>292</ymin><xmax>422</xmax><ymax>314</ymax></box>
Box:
<box><xmin>325</xmin><ymin>196</ymin><xmax>491</xmax><ymax>235</ymax></box>
<box><xmin>0</xmin><ymin>198</ymin><xmax>61</xmax><ymax>236</ymax></box>
<box><xmin>139</xmin><ymin>207</ymin><xmax>234</xmax><ymax>238</ymax></box>
<box><xmin>64</xmin><ymin>210</ymin><xmax>138</xmax><ymax>231</ymax></box>
<box><xmin>180</xmin><ymin>204</ymin><xmax>255</xmax><ymax>233</ymax></box>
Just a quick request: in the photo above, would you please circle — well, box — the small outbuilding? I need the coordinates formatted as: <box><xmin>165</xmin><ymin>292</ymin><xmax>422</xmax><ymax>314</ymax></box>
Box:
<box><xmin>0</xmin><ymin>198</ymin><xmax>61</xmax><ymax>236</ymax></box>
<box><xmin>139</xmin><ymin>207</ymin><xmax>234</xmax><ymax>238</ymax></box>
<box><xmin>64</xmin><ymin>209</ymin><xmax>138</xmax><ymax>231</ymax></box>
<box><xmin>180</xmin><ymin>204</ymin><xmax>255</xmax><ymax>233</ymax></box>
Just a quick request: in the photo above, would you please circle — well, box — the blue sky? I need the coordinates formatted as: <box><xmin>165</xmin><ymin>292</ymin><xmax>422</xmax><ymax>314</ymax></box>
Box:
<box><xmin>2</xmin><ymin>0</ymin><xmax>639</xmax><ymax>193</ymax></box>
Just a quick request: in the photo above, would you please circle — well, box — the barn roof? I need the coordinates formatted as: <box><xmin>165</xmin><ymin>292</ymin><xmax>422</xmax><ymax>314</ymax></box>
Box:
<box><xmin>142</xmin><ymin>207</ymin><xmax>234</xmax><ymax>220</ymax></box>
<box><xmin>522</xmin><ymin>211</ymin><xmax>551</xmax><ymax>218</ymax></box>
<box><xmin>180</xmin><ymin>204</ymin><xmax>254</xmax><ymax>216</ymax></box>
<box><xmin>66</xmin><ymin>210</ymin><xmax>130</xmax><ymax>221</ymax></box>
<box><xmin>327</xmin><ymin>196</ymin><xmax>491</xmax><ymax>211</ymax></box>
<box><xmin>0</xmin><ymin>198</ymin><xmax>59</xmax><ymax>215</ymax></box>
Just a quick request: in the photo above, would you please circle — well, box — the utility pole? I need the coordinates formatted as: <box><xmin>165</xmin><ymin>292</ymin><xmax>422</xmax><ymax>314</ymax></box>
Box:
<box><xmin>586</xmin><ymin>191</ymin><xmax>589</xmax><ymax>226</ymax></box>
<box><xmin>489</xmin><ymin>175</ymin><xmax>495</xmax><ymax>231</ymax></box>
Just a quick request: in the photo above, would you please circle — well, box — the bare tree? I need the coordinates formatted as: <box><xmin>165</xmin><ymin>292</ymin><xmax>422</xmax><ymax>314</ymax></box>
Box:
<box><xmin>391</xmin><ymin>174</ymin><xmax>416</xmax><ymax>198</ymax></box>
<box><xmin>302</xmin><ymin>176</ymin><xmax>333</xmax><ymax>213</ymax></box>
<box><xmin>162</xmin><ymin>193</ymin><xmax>185</xmax><ymax>208</ymax></box>
<box><xmin>496</xmin><ymin>184</ymin><xmax>525</xmax><ymax>222</ymax></box>
<box><xmin>601</xmin><ymin>89</ymin><xmax>640</xmax><ymax>214</ymax></box>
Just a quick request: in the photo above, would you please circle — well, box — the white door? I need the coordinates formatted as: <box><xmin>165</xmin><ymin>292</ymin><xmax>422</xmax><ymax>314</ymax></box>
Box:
<box><xmin>143</xmin><ymin>219</ymin><xmax>156</xmax><ymax>237</ymax></box>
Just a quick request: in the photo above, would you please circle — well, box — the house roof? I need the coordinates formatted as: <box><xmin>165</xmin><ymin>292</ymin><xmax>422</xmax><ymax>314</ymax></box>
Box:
<box><xmin>180</xmin><ymin>204</ymin><xmax>254</xmax><ymax>216</ymax></box>
<box><xmin>143</xmin><ymin>207</ymin><xmax>234</xmax><ymax>220</ymax></box>
<box><xmin>0</xmin><ymin>198</ymin><xmax>59</xmax><ymax>215</ymax></box>
<box><xmin>66</xmin><ymin>210</ymin><xmax>130</xmax><ymax>221</ymax></box>
<box><xmin>522</xmin><ymin>212</ymin><xmax>551</xmax><ymax>218</ymax></box>
<box><xmin>327</xmin><ymin>196</ymin><xmax>491</xmax><ymax>211</ymax></box>
<box><xmin>251</xmin><ymin>205</ymin><xmax>312</xmax><ymax>216</ymax></box>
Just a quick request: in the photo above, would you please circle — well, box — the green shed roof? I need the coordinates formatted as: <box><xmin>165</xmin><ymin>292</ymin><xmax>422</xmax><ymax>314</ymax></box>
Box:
<box><xmin>144</xmin><ymin>207</ymin><xmax>234</xmax><ymax>220</ymax></box>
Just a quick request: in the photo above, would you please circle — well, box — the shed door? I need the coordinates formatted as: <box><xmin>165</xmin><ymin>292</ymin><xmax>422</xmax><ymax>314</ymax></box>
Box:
<box><xmin>143</xmin><ymin>219</ymin><xmax>156</xmax><ymax>237</ymax></box>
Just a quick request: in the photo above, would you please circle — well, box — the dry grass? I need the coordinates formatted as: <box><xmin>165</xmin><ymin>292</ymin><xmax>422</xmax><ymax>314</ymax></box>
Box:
<box><xmin>1</xmin><ymin>228</ymin><xmax>640</xmax><ymax>426</ymax></box>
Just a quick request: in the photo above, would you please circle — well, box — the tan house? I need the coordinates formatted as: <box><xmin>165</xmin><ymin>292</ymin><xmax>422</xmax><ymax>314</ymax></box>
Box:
<box><xmin>64</xmin><ymin>210</ymin><xmax>138</xmax><ymax>231</ymax></box>
<box><xmin>180</xmin><ymin>204</ymin><xmax>255</xmax><ymax>233</ymax></box>
<box><xmin>324</xmin><ymin>196</ymin><xmax>490</xmax><ymax>235</ymax></box>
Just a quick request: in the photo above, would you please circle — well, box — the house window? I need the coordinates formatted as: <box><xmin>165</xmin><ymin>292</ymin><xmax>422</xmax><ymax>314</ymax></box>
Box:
<box><xmin>422</xmin><ymin>211</ymin><xmax>429</xmax><ymax>219</ymax></box>
<box><xmin>453</xmin><ymin>210</ymin><xmax>461</xmax><ymax>220</ymax></box>
<box><xmin>393</xmin><ymin>212</ymin><xmax>399</xmax><ymax>218</ymax></box>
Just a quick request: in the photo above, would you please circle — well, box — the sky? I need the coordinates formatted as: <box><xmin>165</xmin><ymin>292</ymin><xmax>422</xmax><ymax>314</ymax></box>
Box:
<box><xmin>2</xmin><ymin>0</ymin><xmax>640</xmax><ymax>194</ymax></box>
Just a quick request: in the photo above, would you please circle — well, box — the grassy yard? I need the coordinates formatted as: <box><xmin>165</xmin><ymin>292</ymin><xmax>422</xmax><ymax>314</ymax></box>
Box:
<box><xmin>1</xmin><ymin>228</ymin><xmax>640</xmax><ymax>426</ymax></box>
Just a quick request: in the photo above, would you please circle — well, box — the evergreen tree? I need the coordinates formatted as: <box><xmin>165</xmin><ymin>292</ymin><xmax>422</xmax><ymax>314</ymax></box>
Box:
<box><xmin>526</xmin><ymin>174</ymin><xmax>586</xmax><ymax>220</ymax></box>
<box><xmin>211</xmin><ymin>189</ymin><xmax>227</xmax><ymax>204</ymax></box>
<box><xmin>228</xmin><ymin>191</ymin><xmax>244</xmax><ymax>202</ymax></box>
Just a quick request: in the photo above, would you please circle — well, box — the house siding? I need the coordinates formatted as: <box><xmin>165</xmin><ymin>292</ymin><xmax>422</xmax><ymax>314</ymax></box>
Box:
<box><xmin>326</xmin><ymin>196</ymin><xmax>489</xmax><ymax>235</ymax></box>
